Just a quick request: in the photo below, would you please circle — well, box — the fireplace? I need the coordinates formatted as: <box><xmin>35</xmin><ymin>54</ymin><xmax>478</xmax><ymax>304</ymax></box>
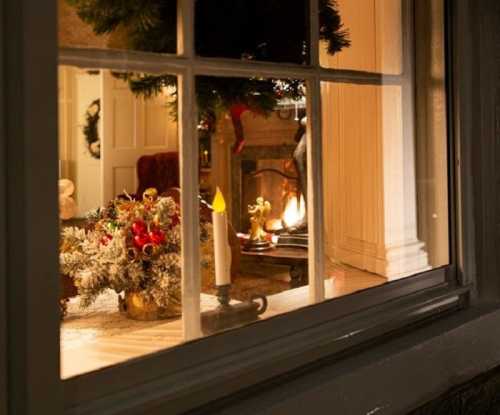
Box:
<box><xmin>231</xmin><ymin>144</ymin><xmax>300</xmax><ymax>234</ymax></box>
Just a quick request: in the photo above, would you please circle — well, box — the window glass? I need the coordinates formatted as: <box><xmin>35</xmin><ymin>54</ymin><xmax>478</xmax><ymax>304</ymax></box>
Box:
<box><xmin>321</xmin><ymin>0</ymin><xmax>449</xmax><ymax>295</ymax></box>
<box><xmin>195</xmin><ymin>0</ymin><xmax>310</xmax><ymax>64</ymax></box>
<box><xmin>58</xmin><ymin>0</ymin><xmax>449</xmax><ymax>379</ymax></box>
<box><xmin>320</xmin><ymin>0</ymin><xmax>403</xmax><ymax>74</ymax></box>
<box><xmin>197</xmin><ymin>76</ymin><xmax>312</xmax><ymax>325</ymax></box>
<box><xmin>58</xmin><ymin>66</ymin><xmax>180</xmax><ymax>378</ymax></box>
<box><xmin>58</xmin><ymin>0</ymin><xmax>178</xmax><ymax>54</ymax></box>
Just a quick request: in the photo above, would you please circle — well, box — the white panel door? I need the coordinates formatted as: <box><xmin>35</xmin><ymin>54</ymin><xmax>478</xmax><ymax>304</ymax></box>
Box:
<box><xmin>101</xmin><ymin>70</ymin><xmax>177</xmax><ymax>202</ymax></box>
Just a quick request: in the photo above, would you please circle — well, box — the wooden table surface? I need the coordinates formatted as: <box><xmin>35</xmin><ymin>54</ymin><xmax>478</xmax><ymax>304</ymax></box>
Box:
<box><xmin>241</xmin><ymin>246</ymin><xmax>308</xmax><ymax>260</ymax></box>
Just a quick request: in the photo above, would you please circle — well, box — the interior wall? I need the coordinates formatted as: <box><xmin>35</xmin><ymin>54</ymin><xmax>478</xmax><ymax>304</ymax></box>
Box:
<box><xmin>58</xmin><ymin>66</ymin><xmax>75</xmax><ymax>180</ymax></box>
<box><xmin>321</xmin><ymin>82</ymin><xmax>384</xmax><ymax>267</ymax></box>
<box><xmin>74</xmin><ymin>70</ymin><xmax>102</xmax><ymax>215</ymax></box>
<box><xmin>321</xmin><ymin>0</ymin><xmax>446</xmax><ymax>277</ymax></box>
<box><xmin>319</xmin><ymin>0</ymin><xmax>402</xmax><ymax>74</ymax></box>
<box><xmin>58</xmin><ymin>66</ymin><xmax>102</xmax><ymax>216</ymax></box>
<box><xmin>321</xmin><ymin>0</ymin><xmax>403</xmax><ymax>267</ymax></box>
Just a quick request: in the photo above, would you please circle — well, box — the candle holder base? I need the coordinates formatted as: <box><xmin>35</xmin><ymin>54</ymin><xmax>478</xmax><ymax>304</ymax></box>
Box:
<box><xmin>201</xmin><ymin>285</ymin><xmax>268</xmax><ymax>335</ymax></box>
<box><xmin>243</xmin><ymin>239</ymin><xmax>273</xmax><ymax>252</ymax></box>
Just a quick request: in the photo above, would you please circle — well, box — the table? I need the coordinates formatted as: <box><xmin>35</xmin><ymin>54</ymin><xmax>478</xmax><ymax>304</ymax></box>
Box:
<box><xmin>241</xmin><ymin>246</ymin><xmax>308</xmax><ymax>288</ymax></box>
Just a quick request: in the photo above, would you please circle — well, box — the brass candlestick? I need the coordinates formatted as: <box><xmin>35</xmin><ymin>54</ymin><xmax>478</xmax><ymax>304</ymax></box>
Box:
<box><xmin>201</xmin><ymin>284</ymin><xmax>268</xmax><ymax>335</ymax></box>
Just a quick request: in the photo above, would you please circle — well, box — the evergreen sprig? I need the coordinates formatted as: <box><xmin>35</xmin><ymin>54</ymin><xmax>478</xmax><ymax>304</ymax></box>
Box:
<box><xmin>68</xmin><ymin>0</ymin><xmax>350</xmax><ymax>141</ymax></box>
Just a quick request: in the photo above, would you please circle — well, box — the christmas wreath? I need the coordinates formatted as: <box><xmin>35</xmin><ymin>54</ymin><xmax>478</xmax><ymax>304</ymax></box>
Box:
<box><xmin>83</xmin><ymin>98</ymin><xmax>101</xmax><ymax>159</ymax></box>
<box><xmin>66</xmin><ymin>0</ymin><xmax>350</xmax><ymax>153</ymax></box>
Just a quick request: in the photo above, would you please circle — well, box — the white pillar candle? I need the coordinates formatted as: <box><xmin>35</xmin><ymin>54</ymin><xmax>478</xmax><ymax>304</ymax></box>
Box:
<box><xmin>212</xmin><ymin>187</ymin><xmax>231</xmax><ymax>286</ymax></box>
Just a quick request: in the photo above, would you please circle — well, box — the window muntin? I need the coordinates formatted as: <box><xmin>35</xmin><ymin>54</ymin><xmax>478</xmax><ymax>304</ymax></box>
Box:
<box><xmin>57</xmin><ymin>0</ymin><xmax>450</xmax><ymax>380</ymax></box>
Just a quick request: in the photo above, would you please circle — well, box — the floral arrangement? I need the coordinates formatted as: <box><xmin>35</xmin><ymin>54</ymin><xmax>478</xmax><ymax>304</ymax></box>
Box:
<box><xmin>60</xmin><ymin>188</ymin><xmax>214</xmax><ymax>311</ymax></box>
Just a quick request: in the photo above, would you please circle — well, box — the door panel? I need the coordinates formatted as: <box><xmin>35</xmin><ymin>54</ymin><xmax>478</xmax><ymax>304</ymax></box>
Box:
<box><xmin>101</xmin><ymin>71</ymin><xmax>177</xmax><ymax>202</ymax></box>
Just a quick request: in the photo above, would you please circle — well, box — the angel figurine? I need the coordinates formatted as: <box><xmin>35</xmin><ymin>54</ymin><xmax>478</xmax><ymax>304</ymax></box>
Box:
<box><xmin>248</xmin><ymin>197</ymin><xmax>271</xmax><ymax>242</ymax></box>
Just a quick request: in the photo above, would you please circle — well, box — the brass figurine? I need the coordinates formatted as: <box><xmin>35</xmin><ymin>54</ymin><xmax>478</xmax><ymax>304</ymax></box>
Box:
<box><xmin>142</xmin><ymin>187</ymin><xmax>159</xmax><ymax>203</ymax></box>
<box><xmin>244</xmin><ymin>197</ymin><xmax>273</xmax><ymax>252</ymax></box>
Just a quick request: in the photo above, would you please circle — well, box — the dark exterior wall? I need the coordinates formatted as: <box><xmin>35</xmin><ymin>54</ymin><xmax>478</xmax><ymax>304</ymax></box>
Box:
<box><xmin>187</xmin><ymin>306</ymin><xmax>500</xmax><ymax>415</ymax></box>
<box><xmin>475</xmin><ymin>0</ymin><xmax>500</xmax><ymax>300</ymax></box>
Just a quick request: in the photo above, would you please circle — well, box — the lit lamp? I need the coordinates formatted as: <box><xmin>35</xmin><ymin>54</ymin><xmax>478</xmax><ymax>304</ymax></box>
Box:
<box><xmin>201</xmin><ymin>188</ymin><xmax>268</xmax><ymax>334</ymax></box>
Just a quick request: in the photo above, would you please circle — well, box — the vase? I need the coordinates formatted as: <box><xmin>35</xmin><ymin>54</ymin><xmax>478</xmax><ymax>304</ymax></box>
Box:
<box><xmin>119</xmin><ymin>291</ymin><xmax>181</xmax><ymax>321</ymax></box>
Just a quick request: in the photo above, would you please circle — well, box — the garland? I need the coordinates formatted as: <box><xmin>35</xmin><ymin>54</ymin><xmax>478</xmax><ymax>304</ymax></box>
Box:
<box><xmin>67</xmin><ymin>0</ymin><xmax>351</xmax><ymax>152</ymax></box>
<box><xmin>83</xmin><ymin>98</ymin><xmax>101</xmax><ymax>159</ymax></box>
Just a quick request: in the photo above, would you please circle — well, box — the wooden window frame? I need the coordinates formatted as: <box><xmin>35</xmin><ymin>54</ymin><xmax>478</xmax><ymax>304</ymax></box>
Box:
<box><xmin>1</xmin><ymin>0</ymin><xmax>479</xmax><ymax>414</ymax></box>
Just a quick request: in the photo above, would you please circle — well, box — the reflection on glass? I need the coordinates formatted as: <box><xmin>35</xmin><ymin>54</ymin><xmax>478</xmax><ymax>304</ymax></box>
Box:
<box><xmin>59</xmin><ymin>0</ymin><xmax>178</xmax><ymax>53</ymax></box>
<box><xmin>195</xmin><ymin>0</ymin><xmax>310</xmax><ymax>63</ymax></box>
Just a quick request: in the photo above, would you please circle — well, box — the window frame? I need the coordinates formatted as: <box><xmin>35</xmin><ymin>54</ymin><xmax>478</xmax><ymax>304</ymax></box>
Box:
<box><xmin>1</xmin><ymin>0</ymin><xmax>477</xmax><ymax>414</ymax></box>
<box><xmin>0</xmin><ymin>0</ymin><xmax>7</xmax><ymax>413</ymax></box>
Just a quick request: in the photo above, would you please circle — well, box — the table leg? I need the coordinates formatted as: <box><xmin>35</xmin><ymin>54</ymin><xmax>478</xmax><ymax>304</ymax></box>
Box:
<box><xmin>290</xmin><ymin>263</ymin><xmax>308</xmax><ymax>288</ymax></box>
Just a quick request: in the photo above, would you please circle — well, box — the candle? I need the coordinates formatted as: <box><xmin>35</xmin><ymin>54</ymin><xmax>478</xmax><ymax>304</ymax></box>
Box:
<box><xmin>212</xmin><ymin>187</ymin><xmax>231</xmax><ymax>286</ymax></box>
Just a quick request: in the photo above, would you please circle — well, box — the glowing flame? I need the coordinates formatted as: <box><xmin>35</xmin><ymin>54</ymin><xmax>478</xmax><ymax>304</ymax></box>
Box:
<box><xmin>282</xmin><ymin>194</ymin><xmax>306</xmax><ymax>228</ymax></box>
<box><xmin>212</xmin><ymin>187</ymin><xmax>226</xmax><ymax>213</ymax></box>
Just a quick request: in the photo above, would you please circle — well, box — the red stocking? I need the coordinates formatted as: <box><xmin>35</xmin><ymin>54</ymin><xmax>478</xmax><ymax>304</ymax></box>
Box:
<box><xmin>229</xmin><ymin>104</ymin><xmax>249</xmax><ymax>154</ymax></box>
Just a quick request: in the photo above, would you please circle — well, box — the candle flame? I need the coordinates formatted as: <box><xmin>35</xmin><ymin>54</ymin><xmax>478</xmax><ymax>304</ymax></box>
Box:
<box><xmin>212</xmin><ymin>187</ymin><xmax>226</xmax><ymax>213</ymax></box>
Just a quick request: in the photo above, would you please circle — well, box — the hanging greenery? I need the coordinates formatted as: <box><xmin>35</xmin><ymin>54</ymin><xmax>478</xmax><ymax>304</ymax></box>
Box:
<box><xmin>83</xmin><ymin>98</ymin><xmax>101</xmax><ymax>159</ymax></box>
<box><xmin>67</xmin><ymin>0</ymin><xmax>350</xmax><ymax>152</ymax></box>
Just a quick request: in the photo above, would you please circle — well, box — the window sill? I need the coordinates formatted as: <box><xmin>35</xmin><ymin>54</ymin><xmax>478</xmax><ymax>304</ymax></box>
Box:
<box><xmin>64</xmin><ymin>275</ymin><xmax>469</xmax><ymax>415</ymax></box>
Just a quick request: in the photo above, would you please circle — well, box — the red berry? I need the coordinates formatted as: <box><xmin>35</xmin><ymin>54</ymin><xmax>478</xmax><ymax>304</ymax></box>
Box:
<box><xmin>100</xmin><ymin>234</ymin><xmax>113</xmax><ymax>246</ymax></box>
<box><xmin>131</xmin><ymin>220</ymin><xmax>147</xmax><ymax>235</ymax></box>
<box><xmin>149</xmin><ymin>229</ymin><xmax>165</xmax><ymax>245</ymax></box>
<box><xmin>133</xmin><ymin>233</ymin><xmax>150</xmax><ymax>249</ymax></box>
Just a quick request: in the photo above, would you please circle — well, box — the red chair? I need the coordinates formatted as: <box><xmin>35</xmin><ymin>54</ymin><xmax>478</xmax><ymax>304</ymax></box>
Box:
<box><xmin>136</xmin><ymin>152</ymin><xmax>180</xmax><ymax>198</ymax></box>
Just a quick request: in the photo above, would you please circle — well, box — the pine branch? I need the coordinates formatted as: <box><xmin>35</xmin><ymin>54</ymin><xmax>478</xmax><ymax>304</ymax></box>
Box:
<box><xmin>67</xmin><ymin>0</ymin><xmax>351</xmax><ymax>135</ymax></box>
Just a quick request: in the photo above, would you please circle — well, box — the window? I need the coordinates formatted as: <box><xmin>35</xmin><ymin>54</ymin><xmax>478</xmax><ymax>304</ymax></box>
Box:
<box><xmin>52</xmin><ymin>0</ymin><xmax>465</xmax><ymax>410</ymax></box>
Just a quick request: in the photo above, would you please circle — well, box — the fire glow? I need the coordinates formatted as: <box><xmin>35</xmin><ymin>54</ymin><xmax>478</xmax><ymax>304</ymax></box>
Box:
<box><xmin>282</xmin><ymin>194</ymin><xmax>306</xmax><ymax>229</ymax></box>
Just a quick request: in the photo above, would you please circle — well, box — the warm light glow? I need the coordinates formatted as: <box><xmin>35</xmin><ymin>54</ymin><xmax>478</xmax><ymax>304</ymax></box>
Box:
<box><xmin>282</xmin><ymin>194</ymin><xmax>306</xmax><ymax>228</ymax></box>
<box><xmin>212</xmin><ymin>187</ymin><xmax>226</xmax><ymax>213</ymax></box>
<box><xmin>266</xmin><ymin>218</ymin><xmax>283</xmax><ymax>232</ymax></box>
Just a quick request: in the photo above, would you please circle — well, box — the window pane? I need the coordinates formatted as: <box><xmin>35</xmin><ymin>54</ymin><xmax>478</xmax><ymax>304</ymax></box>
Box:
<box><xmin>196</xmin><ymin>76</ymin><xmax>313</xmax><ymax>329</ymax></box>
<box><xmin>195</xmin><ymin>0</ymin><xmax>310</xmax><ymax>64</ymax></box>
<box><xmin>321</xmin><ymin>1</ymin><xmax>448</xmax><ymax>295</ymax></box>
<box><xmin>57</xmin><ymin>0</ymin><xmax>449</xmax><ymax>379</ymax></box>
<box><xmin>58</xmin><ymin>0</ymin><xmax>178</xmax><ymax>54</ymax></box>
<box><xmin>58</xmin><ymin>65</ymin><xmax>181</xmax><ymax>378</ymax></box>
<box><xmin>319</xmin><ymin>0</ymin><xmax>403</xmax><ymax>74</ymax></box>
